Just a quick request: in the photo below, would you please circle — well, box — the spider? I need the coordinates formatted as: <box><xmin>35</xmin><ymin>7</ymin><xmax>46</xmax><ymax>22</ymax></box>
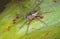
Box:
<box><xmin>12</xmin><ymin>0</ymin><xmax>43</xmax><ymax>24</ymax></box>
<box><xmin>17</xmin><ymin>0</ymin><xmax>52</xmax><ymax>35</ymax></box>
<box><xmin>18</xmin><ymin>10</ymin><xmax>51</xmax><ymax>35</ymax></box>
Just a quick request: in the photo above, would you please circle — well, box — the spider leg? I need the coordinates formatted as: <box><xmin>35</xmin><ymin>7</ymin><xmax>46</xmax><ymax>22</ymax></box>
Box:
<box><xmin>25</xmin><ymin>0</ymin><xmax>43</xmax><ymax>14</ymax></box>
<box><xmin>25</xmin><ymin>21</ymin><xmax>31</xmax><ymax>35</ymax></box>
<box><xmin>42</xmin><ymin>10</ymin><xmax>52</xmax><ymax>14</ymax></box>
<box><xmin>32</xmin><ymin>0</ymin><xmax>43</xmax><ymax>10</ymax></box>
<box><xmin>17</xmin><ymin>20</ymin><xmax>27</xmax><ymax>32</ymax></box>
<box><xmin>37</xmin><ymin>17</ymin><xmax>48</xmax><ymax>27</ymax></box>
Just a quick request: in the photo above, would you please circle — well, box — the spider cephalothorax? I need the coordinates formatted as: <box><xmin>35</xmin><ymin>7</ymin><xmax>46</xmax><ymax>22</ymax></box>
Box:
<box><xmin>26</xmin><ymin>10</ymin><xmax>39</xmax><ymax>20</ymax></box>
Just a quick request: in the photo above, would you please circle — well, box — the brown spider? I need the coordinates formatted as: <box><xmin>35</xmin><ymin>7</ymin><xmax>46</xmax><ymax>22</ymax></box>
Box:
<box><xmin>17</xmin><ymin>0</ymin><xmax>52</xmax><ymax>35</ymax></box>
<box><xmin>18</xmin><ymin>10</ymin><xmax>51</xmax><ymax>35</ymax></box>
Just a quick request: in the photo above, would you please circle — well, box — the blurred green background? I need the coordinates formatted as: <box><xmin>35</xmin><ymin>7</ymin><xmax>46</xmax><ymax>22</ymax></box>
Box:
<box><xmin>0</xmin><ymin>0</ymin><xmax>60</xmax><ymax>39</ymax></box>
